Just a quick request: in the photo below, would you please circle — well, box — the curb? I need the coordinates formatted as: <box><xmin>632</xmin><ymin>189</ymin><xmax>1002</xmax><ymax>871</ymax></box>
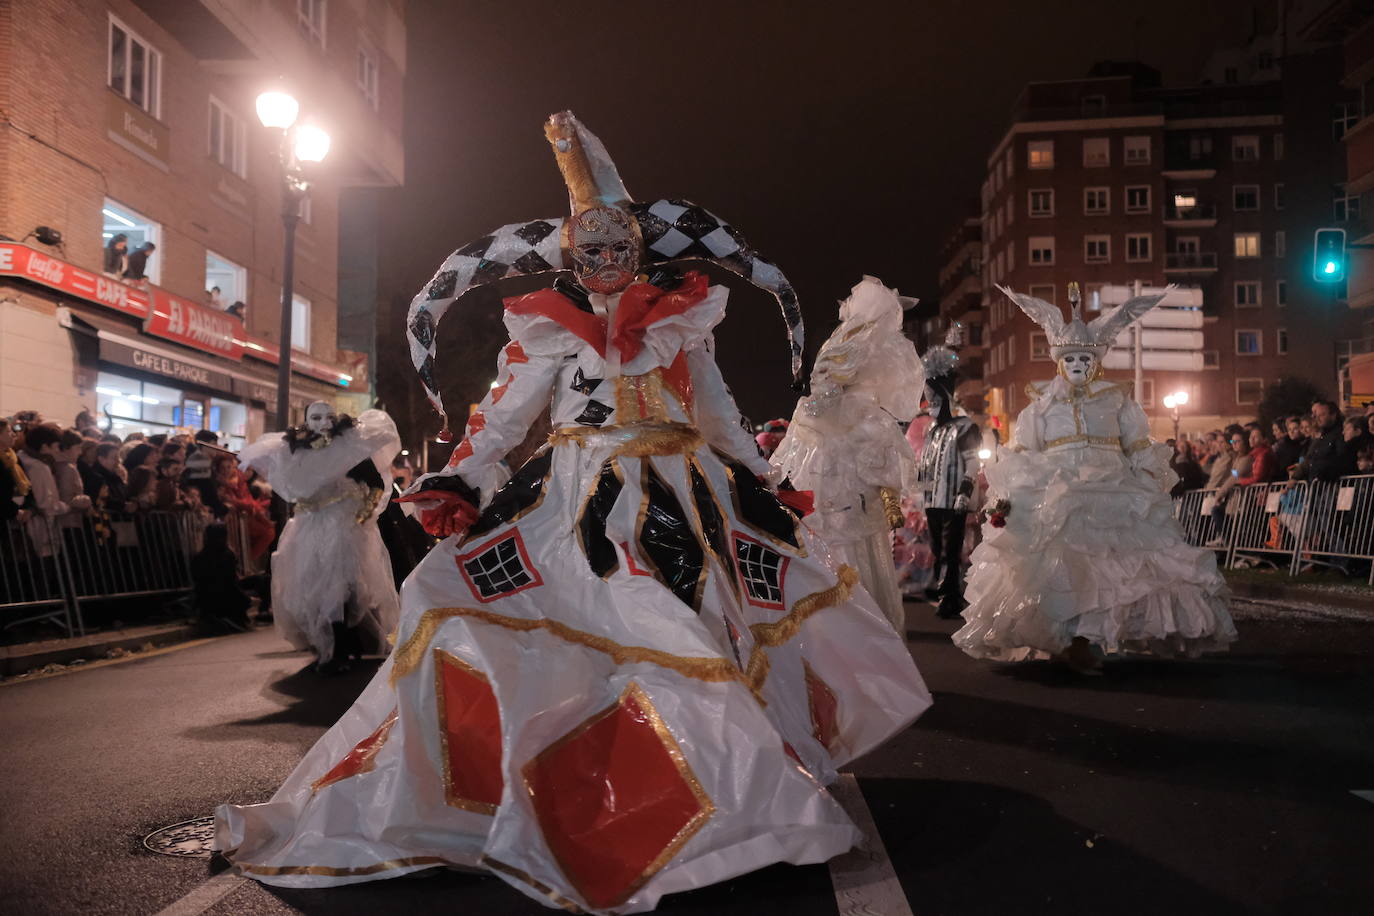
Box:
<box><xmin>1226</xmin><ymin>579</ymin><xmax>1374</xmax><ymax>611</ymax></box>
<box><xmin>0</xmin><ymin>621</ymin><xmax>200</xmax><ymax>677</ymax></box>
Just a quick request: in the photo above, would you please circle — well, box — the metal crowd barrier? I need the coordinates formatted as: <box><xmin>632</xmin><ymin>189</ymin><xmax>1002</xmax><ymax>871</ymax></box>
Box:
<box><xmin>1174</xmin><ymin>474</ymin><xmax>1374</xmax><ymax>583</ymax></box>
<box><xmin>0</xmin><ymin>508</ymin><xmax>264</xmax><ymax>638</ymax></box>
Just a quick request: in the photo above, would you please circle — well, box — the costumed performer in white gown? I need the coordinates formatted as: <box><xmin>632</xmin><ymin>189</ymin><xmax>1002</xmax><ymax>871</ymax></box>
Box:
<box><xmin>770</xmin><ymin>276</ymin><xmax>923</xmax><ymax>633</ymax></box>
<box><xmin>238</xmin><ymin>402</ymin><xmax>402</xmax><ymax>673</ymax></box>
<box><xmin>215</xmin><ymin>112</ymin><xmax>931</xmax><ymax>914</ymax></box>
<box><xmin>952</xmin><ymin>283</ymin><xmax>1236</xmax><ymax>673</ymax></box>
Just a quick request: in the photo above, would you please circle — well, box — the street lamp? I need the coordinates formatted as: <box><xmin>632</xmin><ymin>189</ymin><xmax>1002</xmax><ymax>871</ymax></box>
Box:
<box><xmin>1162</xmin><ymin>389</ymin><xmax>1190</xmax><ymax>441</ymax></box>
<box><xmin>256</xmin><ymin>89</ymin><xmax>331</xmax><ymax>430</ymax></box>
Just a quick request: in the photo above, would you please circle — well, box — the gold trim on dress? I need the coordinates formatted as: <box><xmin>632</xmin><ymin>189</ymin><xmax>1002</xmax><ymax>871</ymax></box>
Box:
<box><xmin>519</xmin><ymin>682</ymin><xmax>715</xmax><ymax>910</ymax></box>
<box><xmin>235</xmin><ymin>855</ymin><xmax>452</xmax><ymax>878</ymax></box>
<box><xmin>1043</xmin><ymin>433</ymin><xmax>1127</xmax><ymax>449</ymax></box>
<box><xmin>433</xmin><ymin>649</ymin><xmax>499</xmax><ymax>815</ymax></box>
<box><xmin>457</xmin><ymin>445</ymin><xmax>553</xmax><ymax>547</ymax></box>
<box><xmin>714</xmin><ymin>448</ymin><xmax>808</xmax><ymax>558</ymax></box>
<box><xmin>1122</xmin><ymin>437</ymin><xmax>1152</xmax><ymax>455</ymax></box>
<box><xmin>614</xmin><ymin>370</ymin><xmax>674</xmax><ymax>424</ymax></box>
<box><xmin>573</xmin><ymin>457</ymin><xmax>624</xmax><ymax>581</ymax></box>
<box><xmin>548</xmin><ymin>422</ymin><xmax>704</xmax><ymax>458</ymax></box>
<box><xmin>683</xmin><ymin>455</ymin><xmax>741</xmax><ymax>602</ymax></box>
<box><xmin>390</xmin><ymin>567</ymin><xmax>861</xmax><ymax>704</ymax></box>
<box><xmin>481</xmin><ymin>855</ymin><xmax>585</xmax><ymax>913</ymax></box>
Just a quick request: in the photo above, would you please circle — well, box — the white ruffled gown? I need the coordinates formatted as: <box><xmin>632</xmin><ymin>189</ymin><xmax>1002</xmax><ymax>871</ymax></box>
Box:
<box><xmin>953</xmin><ymin>377</ymin><xmax>1236</xmax><ymax>660</ymax></box>
<box><xmin>215</xmin><ymin>273</ymin><xmax>930</xmax><ymax>914</ymax></box>
<box><xmin>238</xmin><ymin>410</ymin><xmax>402</xmax><ymax>660</ymax></box>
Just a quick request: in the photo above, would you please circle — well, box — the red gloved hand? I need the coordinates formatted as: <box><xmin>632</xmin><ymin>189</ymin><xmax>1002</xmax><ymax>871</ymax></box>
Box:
<box><xmin>395</xmin><ymin>489</ymin><xmax>479</xmax><ymax>538</ymax></box>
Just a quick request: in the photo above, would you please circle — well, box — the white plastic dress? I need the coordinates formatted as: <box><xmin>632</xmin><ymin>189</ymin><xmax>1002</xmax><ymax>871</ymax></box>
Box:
<box><xmin>771</xmin><ymin>277</ymin><xmax>923</xmax><ymax>631</ymax></box>
<box><xmin>215</xmin><ymin>273</ymin><xmax>931</xmax><ymax>914</ymax></box>
<box><xmin>953</xmin><ymin>377</ymin><xmax>1236</xmax><ymax>659</ymax></box>
<box><xmin>238</xmin><ymin>410</ymin><xmax>402</xmax><ymax>660</ymax></box>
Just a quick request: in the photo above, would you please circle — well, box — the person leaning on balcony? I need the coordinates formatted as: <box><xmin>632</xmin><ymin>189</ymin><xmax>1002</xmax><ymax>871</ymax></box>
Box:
<box><xmin>103</xmin><ymin>233</ymin><xmax>128</xmax><ymax>275</ymax></box>
<box><xmin>122</xmin><ymin>241</ymin><xmax>156</xmax><ymax>284</ymax></box>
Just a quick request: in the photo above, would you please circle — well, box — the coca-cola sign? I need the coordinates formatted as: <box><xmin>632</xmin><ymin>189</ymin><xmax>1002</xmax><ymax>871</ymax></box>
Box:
<box><xmin>0</xmin><ymin>242</ymin><xmax>150</xmax><ymax>319</ymax></box>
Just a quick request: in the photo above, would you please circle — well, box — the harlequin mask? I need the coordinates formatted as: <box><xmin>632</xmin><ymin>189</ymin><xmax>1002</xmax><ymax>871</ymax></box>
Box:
<box><xmin>569</xmin><ymin>206</ymin><xmax>642</xmax><ymax>294</ymax></box>
<box><xmin>305</xmin><ymin>400</ymin><xmax>337</xmax><ymax>434</ymax></box>
<box><xmin>1057</xmin><ymin>350</ymin><xmax>1099</xmax><ymax>385</ymax></box>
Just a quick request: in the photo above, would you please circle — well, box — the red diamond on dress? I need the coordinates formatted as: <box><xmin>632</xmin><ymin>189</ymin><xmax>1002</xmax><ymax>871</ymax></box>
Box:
<box><xmin>311</xmin><ymin>708</ymin><xmax>398</xmax><ymax>794</ymax></box>
<box><xmin>522</xmin><ymin>683</ymin><xmax>714</xmax><ymax>909</ymax></box>
<box><xmin>804</xmin><ymin>661</ymin><xmax>840</xmax><ymax>753</ymax></box>
<box><xmin>435</xmin><ymin>649</ymin><xmax>504</xmax><ymax>814</ymax></box>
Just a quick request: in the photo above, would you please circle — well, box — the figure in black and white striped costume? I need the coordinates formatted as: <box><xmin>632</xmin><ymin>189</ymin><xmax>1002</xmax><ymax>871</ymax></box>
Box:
<box><xmin>916</xmin><ymin>329</ymin><xmax>980</xmax><ymax>619</ymax></box>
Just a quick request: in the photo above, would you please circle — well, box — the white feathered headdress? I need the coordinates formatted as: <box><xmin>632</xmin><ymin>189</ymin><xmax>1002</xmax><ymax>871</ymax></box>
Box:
<box><xmin>997</xmin><ymin>282</ymin><xmax>1171</xmax><ymax>359</ymax></box>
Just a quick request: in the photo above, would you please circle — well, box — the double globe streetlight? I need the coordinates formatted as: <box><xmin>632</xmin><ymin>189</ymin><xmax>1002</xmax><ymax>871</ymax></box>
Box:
<box><xmin>255</xmin><ymin>90</ymin><xmax>331</xmax><ymax>430</ymax></box>
<box><xmin>1162</xmin><ymin>389</ymin><xmax>1190</xmax><ymax>441</ymax></box>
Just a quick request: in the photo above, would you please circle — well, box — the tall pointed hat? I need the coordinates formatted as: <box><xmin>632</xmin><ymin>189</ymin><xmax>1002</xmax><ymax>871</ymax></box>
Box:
<box><xmin>405</xmin><ymin>112</ymin><xmax>805</xmax><ymax>436</ymax></box>
<box><xmin>997</xmin><ymin>282</ymin><xmax>1172</xmax><ymax>360</ymax></box>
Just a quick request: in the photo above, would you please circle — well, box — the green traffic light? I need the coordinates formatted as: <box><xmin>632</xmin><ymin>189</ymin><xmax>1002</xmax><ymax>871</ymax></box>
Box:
<box><xmin>1325</xmin><ymin>260</ymin><xmax>1339</xmax><ymax>274</ymax></box>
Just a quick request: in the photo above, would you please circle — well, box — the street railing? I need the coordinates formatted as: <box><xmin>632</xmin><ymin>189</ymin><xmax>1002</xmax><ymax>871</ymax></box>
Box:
<box><xmin>1174</xmin><ymin>474</ymin><xmax>1374</xmax><ymax>583</ymax></box>
<box><xmin>1</xmin><ymin>508</ymin><xmax>263</xmax><ymax>637</ymax></box>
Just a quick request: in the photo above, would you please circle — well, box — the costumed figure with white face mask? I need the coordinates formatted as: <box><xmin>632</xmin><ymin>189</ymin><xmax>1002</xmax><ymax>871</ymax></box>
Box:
<box><xmin>238</xmin><ymin>401</ymin><xmax>402</xmax><ymax>673</ymax></box>
<box><xmin>953</xmin><ymin>284</ymin><xmax>1236</xmax><ymax>673</ymax></box>
<box><xmin>215</xmin><ymin>113</ymin><xmax>930</xmax><ymax>914</ymax></box>
<box><xmin>770</xmin><ymin>276</ymin><xmax>923</xmax><ymax>633</ymax></box>
<box><xmin>916</xmin><ymin>326</ymin><xmax>982</xmax><ymax>619</ymax></box>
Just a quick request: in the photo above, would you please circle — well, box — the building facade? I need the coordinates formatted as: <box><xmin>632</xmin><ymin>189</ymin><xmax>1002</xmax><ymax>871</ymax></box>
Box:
<box><xmin>933</xmin><ymin>216</ymin><xmax>986</xmax><ymax>415</ymax></box>
<box><xmin>977</xmin><ymin>56</ymin><xmax>1351</xmax><ymax>439</ymax></box>
<box><xmin>0</xmin><ymin>0</ymin><xmax>404</xmax><ymax>445</ymax></box>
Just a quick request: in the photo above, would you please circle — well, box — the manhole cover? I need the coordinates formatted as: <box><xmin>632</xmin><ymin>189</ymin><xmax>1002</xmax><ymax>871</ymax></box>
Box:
<box><xmin>144</xmin><ymin>816</ymin><xmax>216</xmax><ymax>858</ymax></box>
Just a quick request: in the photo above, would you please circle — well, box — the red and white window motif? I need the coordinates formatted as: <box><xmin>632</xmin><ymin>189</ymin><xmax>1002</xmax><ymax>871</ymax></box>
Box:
<box><xmin>456</xmin><ymin>530</ymin><xmax>543</xmax><ymax>603</ymax></box>
<box><xmin>732</xmin><ymin>532</ymin><xmax>788</xmax><ymax>610</ymax></box>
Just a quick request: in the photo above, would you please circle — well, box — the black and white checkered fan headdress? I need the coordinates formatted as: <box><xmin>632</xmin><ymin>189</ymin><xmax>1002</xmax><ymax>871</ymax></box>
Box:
<box><xmin>405</xmin><ymin>112</ymin><xmax>805</xmax><ymax>436</ymax></box>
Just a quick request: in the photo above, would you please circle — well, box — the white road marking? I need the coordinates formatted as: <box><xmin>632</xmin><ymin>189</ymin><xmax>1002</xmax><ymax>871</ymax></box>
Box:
<box><xmin>1351</xmin><ymin>790</ymin><xmax>1374</xmax><ymax>805</ymax></box>
<box><xmin>151</xmin><ymin>870</ymin><xmax>245</xmax><ymax>916</ymax></box>
<box><xmin>828</xmin><ymin>773</ymin><xmax>914</xmax><ymax>916</ymax></box>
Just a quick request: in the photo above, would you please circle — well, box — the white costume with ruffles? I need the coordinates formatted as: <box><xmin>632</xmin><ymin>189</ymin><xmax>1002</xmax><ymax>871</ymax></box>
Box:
<box><xmin>215</xmin><ymin>274</ymin><xmax>930</xmax><ymax>914</ymax></box>
<box><xmin>771</xmin><ymin>277</ymin><xmax>922</xmax><ymax>631</ymax></box>
<box><xmin>953</xmin><ymin>377</ymin><xmax>1236</xmax><ymax>659</ymax></box>
<box><xmin>238</xmin><ymin>410</ymin><xmax>402</xmax><ymax>660</ymax></box>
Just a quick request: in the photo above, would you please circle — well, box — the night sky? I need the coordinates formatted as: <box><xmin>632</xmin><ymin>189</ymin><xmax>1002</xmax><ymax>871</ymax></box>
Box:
<box><xmin>378</xmin><ymin>0</ymin><xmax>1248</xmax><ymax>430</ymax></box>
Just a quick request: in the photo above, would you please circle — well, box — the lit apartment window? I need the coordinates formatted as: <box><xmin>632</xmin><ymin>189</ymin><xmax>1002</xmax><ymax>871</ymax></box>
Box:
<box><xmin>1083</xmin><ymin>137</ymin><xmax>1110</xmax><ymax>167</ymax></box>
<box><xmin>1203</xmin><ymin>349</ymin><xmax>1220</xmax><ymax>370</ymax></box>
<box><xmin>1126</xmin><ymin>233</ymin><xmax>1152</xmax><ymax>262</ymax></box>
<box><xmin>1029</xmin><ymin>236</ymin><xmax>1055</xmax><ymax>265</ymax></box>
<box><xmin>1084</xmin><ymin>187</ymin><xmax>1109</xmax><ymax>215</ymax></box>
<box><xmin>1084</xmin><ymin>235</ymin><xmax>1110</xmax><ymax>263</ymax></box>
<box><xmin>1274</xmin><ymin>134</ymin><xmax>1285</xmax><ymax>160</ymax></box>
<box><xmin>1029</xmin><ymin>189</ymin><xmax>1054</xmax><ymax>216</ymax></box>
<box><xmin>1234</xmin><ymin>233</ymin><xmax>1261</xmax><ymax>258</ymax></box>
<box><xmin>1277</xmin><ymin>328</ymin><xmax>1288</xmax><ymax>355</ymax></box>
<box><xmin>1235</xmin><ymin>330</ymin><xmax>1262</xmax><ymax>355</ymax></box>
<box><xmin>1276</xmin><ymin>280</ymin><xmax>1287</xmax><ymax>306</ymax></box>
<box><xmin>1084</xmin><ymin>283</ymin><xmax>1105</xmax><ymax>311</ymax></box>
<box><xmin>102</xmin><ymin>199</ymin><xmax>161</xmax><ymax>285</ymax></box>
<box><xmin>205</xmin><ymin>251</ymin><xmax>246</xmax><ymax>310</ymax></box>
<box><xmin>1173</xmin><ymin>191</ymin><xmax>1197</xmax><ymax>210</ymax></box>
<box><xmin>1125</xmin><ymin>185</ymin><xmax>1151</xmax><ymax>213</ymax></box>
<box><xmin>1236</xmin><ymin>378</ymin><xmax>1264</xmax><ymax>404</ymax></box>
<box><xmin>108</xmin><ymin>16</ymin><xmax>161</xmax><ymax>117</ymax></box>
<box><xmin>358</xmin><ymin>43</ymin><xmax>379</xmax><ymax>110</ymax></box>
<box><xmin>1028</xmin><ymin>139</ymin><xmax>1054</xmax><ymax>169</ymax></box>
<box><xmin>1235</xmin><ymin>281</ymin><xmax>1260</xmax><ymax>308</ymax></box>
<box><xmin>1334</xmin><ymin>190</ymin><xmax>1361</xmax><ymax>222</ymax></box>
<box><xmin>1333</xmin><ymin>102</ymin><xmax>1360</xmax><ymax>140</ymax></box>
<box><xmin>1030</xmin><ymin>331</ymin><xmax>1051</xmax><ymax>360</ymax></box>
<box><xmin>208</xmin><ymin>97</ymin><xmax>247</xmax><ymax>178</ymax></box>
<box><xmin>1274</xmin><ymin>184</ymin><xmax>1285</xmax><ymax>210</ymax></box>
<box><xmin>1233</xmin><ymin>185</ymin><xmax>1259</xmax><ymax>211</ymax></box>
<box><xmin>298</xmin><ymin>0</ymin><xmax>327</xmax><ymax>48</ymax></box>
<box><xmin>1232</xmin><ymin>135</ymin><xmax>1260</xmax><ymax>161</ymax></box>
<box><xmin>292</xmin><ymin>294</ymin><xmax>312</xmax><ymax>351</ymax></box>
<box><xmin>1275</xmin><ymin>230</ymin><xmax>1286</xmax><ymax>258</ymax></box>
<box><xmin>1123</xmin><ymin>136</ymin><xmax>1150</xmax><ymax>164</ymax></box>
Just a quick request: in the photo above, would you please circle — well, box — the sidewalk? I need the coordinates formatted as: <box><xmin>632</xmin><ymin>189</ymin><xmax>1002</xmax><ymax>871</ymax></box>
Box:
<box><xmin>0</xmin><ymin>620</ymin><xmax>201</xmax><ymax>678</ymax></box>
<box><xmin>1222</xmin><ymin>568</ymin><xmax>1374</xmax><ymax>611</ymax></box>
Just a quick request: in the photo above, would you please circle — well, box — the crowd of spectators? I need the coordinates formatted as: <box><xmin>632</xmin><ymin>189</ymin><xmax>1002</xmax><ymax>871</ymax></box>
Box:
<box><xmin>0</xmin><ymin>408</ymin><xmax>274</xmax><ymax>562</ymax></box>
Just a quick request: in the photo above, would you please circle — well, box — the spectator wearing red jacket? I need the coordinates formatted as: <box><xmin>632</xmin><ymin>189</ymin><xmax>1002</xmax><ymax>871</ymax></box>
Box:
<box><xmin>1238</xmin><ymin>427</ymin><xmax>1279</xmax><ymax>485</ymax></box>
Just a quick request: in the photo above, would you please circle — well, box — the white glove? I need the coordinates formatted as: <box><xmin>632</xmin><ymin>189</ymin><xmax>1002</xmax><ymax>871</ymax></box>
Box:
<box><xmin>953</xmin><ymin>494</ymin><xmax>970</xmax><ymax>513</ymax></box>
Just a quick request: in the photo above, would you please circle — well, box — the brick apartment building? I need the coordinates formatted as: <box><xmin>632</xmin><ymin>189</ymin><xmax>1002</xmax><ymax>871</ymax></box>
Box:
<box><xmin>971</xmin><ymin>49</ymin><xmax>1354</xmax><ymax>440</ymax></box>
<box><xmin>0</xmin><ymin>0</ymin><xmax>404</xmax><ymax>446</ymax></box>
<box><xmin>932</xmin><ymin>217</ymin><xmax>985</xmax><ymax>412</ymax></box>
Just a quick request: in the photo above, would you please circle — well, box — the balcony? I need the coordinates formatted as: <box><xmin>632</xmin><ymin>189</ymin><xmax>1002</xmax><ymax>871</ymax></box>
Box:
<box><xmin>1163</xmin><ymin>203</ymin><xmax>1218</xmax><ymax>227</ymax></box>
<box><xmin>1164</xmin><ymin>251</ymin><xmax>1218</xmax><ymax>273</ymax></box>
<box><xmin>1162</xmin><ymin>154</ymin><xmax>1217</xmax><ymax>180</ymax></box>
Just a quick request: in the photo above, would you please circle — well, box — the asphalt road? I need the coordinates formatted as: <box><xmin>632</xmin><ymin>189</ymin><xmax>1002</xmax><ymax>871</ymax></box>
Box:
<box><xmin>1</xmin><ymin>598</ymin><xmax>1371</xmax><ymax>916</ymax></box>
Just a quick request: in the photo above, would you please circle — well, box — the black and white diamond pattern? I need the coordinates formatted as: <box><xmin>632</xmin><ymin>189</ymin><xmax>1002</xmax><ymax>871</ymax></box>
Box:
<box><xmin>407</xmin><ymin>218</ymin><xmax>566</xmax><ymax>415</ymax></box>
<box><xmin>460</xmin><ymin>533</ymin><xmax>540</xmax><ymax>600</ymax></box>
<box><xmin>574</xmin><ymin>400</ymin><xmax>613</xmax><ymax>427</ymax></box>
<box><xmin>570</xmin><ymin>367</ymin><xmax>602</xmax><ymax>395</ymax></box>
<box><xmin>734</xmin><ymin>534</ymin><xmax>785</xmax><ymax>607</ymax></box>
